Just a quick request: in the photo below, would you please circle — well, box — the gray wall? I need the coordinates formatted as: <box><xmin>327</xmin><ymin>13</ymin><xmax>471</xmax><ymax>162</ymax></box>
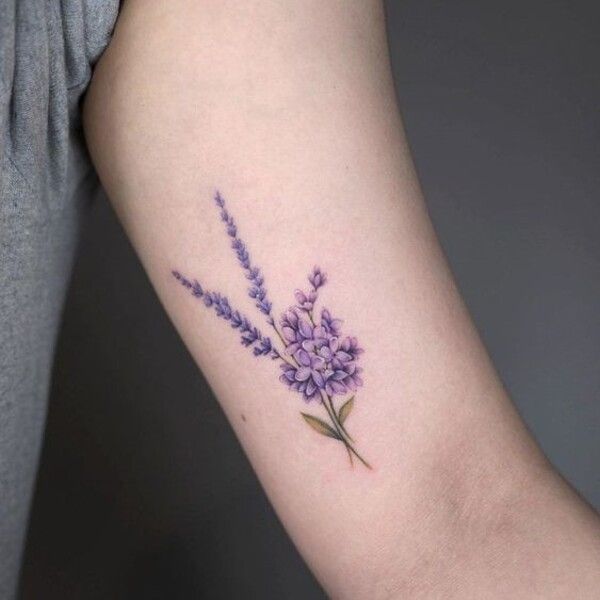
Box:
<box><xmin>21</xmin><ymin>1</ymin><xmax>600</xmax><ymax>597</ymax></box>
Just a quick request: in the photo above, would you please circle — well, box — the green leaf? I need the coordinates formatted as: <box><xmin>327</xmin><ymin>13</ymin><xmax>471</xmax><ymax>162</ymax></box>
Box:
<box><xmin>338</xmin><ymin>396</ymin><xmax>355</xmax><ymax>425</ymax></box>
<box><xmin>301</xmin><ymin>413</ymin><xmax>341</xmax><ymax>439</ymax></box>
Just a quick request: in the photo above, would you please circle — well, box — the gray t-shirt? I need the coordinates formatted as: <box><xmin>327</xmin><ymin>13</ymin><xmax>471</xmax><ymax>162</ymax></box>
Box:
<box><xmin>0</xmin><ymin>1</ymin><xmax>119</xmax><ymax>596</ymax></box>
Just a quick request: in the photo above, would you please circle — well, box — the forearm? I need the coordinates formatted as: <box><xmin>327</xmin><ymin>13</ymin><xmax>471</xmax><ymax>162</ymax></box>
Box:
<box><xmin>83</xmin><ymin>1</ymin><xmax>600</xmax><ymax>597</ymax></box>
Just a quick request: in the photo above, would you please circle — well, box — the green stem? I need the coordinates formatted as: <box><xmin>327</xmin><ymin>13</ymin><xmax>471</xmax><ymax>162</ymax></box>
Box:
<box><xmin>320</xmin><ymin>391</ymin><xmax>372</xmax><ymax>469</ymax></box>
<box><xmin>320</xmin><ymin>393</ymin><xmax>353</xmax><ymax>465</ymax></box>
<box><xmin>331</xmin><ymin>396</ymin><xmax>354</xmax><ymax>442</ymax></box>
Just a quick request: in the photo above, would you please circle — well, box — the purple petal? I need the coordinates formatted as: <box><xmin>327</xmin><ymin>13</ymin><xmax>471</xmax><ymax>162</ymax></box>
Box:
<box><xmin>310</xmin><ymin>356</ymin><xmax>326</xmax><ymax>370</ymax></box>
<box><xmin>295</xmin><ymin>349</ymin><xmax>311</xmax><ymax>366</ymax></box>
<box><xmin>298</xmin><ymin>319</ymin><xmax>313</xmax><ymax>339</ymax></box>
<box><xmin>282</xmin><ymin>327</ymin><xmax>297</xmax><ymax>342</ymax></box>
<box><xmin>294</xmin><ymin>290</ymin><xmax>307</xmax><ymax>304</ymax></box>
<box><xmin>301</xmin><ymin>340</ymin><xmax>316</xmax><ymax>352</ymax></box>
<box><xmin>312</xmin><ymin>370</ymin><xmax>325</xmax><ymax>388</ymax></box>
<box><xmin>295</xmin><ymin>367</ymin><xmax>311</xmax><ymax>382</ymax></box>
<box><xmin>315</xmin><ymin>338</ymin><xmax>328</xmax><ymax>349</ymax></box>
<box><xmin>333</xmin><ymin>370</ymin><xmax>347</xmax><ymax>381</ymax></box>
<box><xmin>313</xmin><ymin>326</ymin><xmax>327</xmax><ymax>339</ymax></box>
<box><xmin>283</xmin><ymin>370</ymin><xmax>296</xmax><ymax>383</ymax></box>
<box><xmin>319</xmin><ymin>346</ymin><xmax>333</xmax><ymax>360</ymax></box>
<box><xmin>285</xmin><ymin>342</ymin><xmax>301</xmax><ymax>355</ymax></box>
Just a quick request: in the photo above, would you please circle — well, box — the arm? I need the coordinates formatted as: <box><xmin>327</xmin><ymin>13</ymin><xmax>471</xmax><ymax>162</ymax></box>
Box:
<box><xmin>83</xmin><ymin>1</ymin><xmax>600</xmax><ymax>597</ymax></box>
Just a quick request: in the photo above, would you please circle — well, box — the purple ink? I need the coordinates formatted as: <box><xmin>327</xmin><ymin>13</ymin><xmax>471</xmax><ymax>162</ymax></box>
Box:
<box><xmin>172</xmin><ymin>191</ymin><xmax>371</xmax><ymax>468</ymax></box>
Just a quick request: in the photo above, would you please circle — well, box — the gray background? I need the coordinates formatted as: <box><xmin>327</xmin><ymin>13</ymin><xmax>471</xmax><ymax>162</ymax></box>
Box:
<box><xmin>20</xmin><ymin>0</ymin><xmax>600</xmax><ymax>597</ymax></box>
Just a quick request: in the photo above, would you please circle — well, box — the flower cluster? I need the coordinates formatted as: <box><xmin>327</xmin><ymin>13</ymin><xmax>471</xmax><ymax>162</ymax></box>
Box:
<box><xmin>172</xmin><ymin>270</ymin><xmax>276</xmax><ymax>357</ymax></box>
<box><xmin>278</xmin><ymin>304</ymin><xmax>363</xmax><ymax>402</ymax></box>
<box><xmin>173</xmin><ymin>200</ymin><xmax>364</xmax><ymax>401</ymax></box>
<box><xmin>216</xmin><ymin>192</ymin><xmax>272</xmax><ymax>316</ymax></box>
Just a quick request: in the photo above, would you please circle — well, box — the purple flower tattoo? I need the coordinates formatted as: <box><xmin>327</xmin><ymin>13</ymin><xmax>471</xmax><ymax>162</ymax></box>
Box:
<box><xmin>172</xmin><ymin>191</ymin><xmax>371</xmax><ymax>468</ymax></box>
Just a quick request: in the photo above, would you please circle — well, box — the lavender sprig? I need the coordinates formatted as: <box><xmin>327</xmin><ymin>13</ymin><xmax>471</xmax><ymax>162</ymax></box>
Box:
<box><xmin>172</xmin><ymin>192</ymin><xmax>371</xmax><ymax>468</ymax></box>
<box><xmin>172</xmin><ymin>270</ymin><xmax>277</xmax><ymax>358</ymax></box>
<box><xmin>215</xmin><ymin>192</ymin><xmax>273</xmax><ymax>316</ymax></box>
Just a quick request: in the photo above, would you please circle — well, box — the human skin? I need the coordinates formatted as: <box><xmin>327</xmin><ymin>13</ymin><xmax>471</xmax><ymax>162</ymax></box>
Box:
<box><xmin>82</xmin><ymin>1</ymin><xmax>600</xmax><ymax>597</ymax></box>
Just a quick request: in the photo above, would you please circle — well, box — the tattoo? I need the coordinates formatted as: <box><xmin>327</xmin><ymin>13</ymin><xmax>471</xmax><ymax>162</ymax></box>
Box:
<box><xmin>172</xmin><ymin>191</ymin><xmax>371</xmax><ymax>469</ymax></box>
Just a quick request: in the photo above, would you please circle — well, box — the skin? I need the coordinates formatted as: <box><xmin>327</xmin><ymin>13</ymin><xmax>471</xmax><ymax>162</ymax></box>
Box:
<box><xmin>82</xmin><ymin>1</ymin><xmax>600</xmax><ymax>597</ymax></box>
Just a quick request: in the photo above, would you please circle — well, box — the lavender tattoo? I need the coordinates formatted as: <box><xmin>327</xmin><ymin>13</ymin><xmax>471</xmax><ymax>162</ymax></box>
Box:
<box><xmin>172</xmin><ymin>191</ymin><xmax>371</xmax><ymax>469</ymax></box>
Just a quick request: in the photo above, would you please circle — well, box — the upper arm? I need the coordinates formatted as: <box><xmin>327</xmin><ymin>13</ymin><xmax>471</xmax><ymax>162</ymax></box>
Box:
<box><xmin>82</xmin><ymin>1</ymin><xmax>600</xmax><ymax>597</ymax></box>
